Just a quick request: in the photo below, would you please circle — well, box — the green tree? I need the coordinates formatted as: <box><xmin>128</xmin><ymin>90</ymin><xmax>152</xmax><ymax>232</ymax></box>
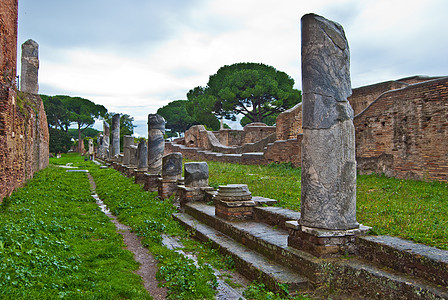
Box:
<box><xmin>48</xmin><ymin>127</ymin><xmax>73</xmax><ymax>153</ymax></box>
<box><xmin>61</xmin><ymin>96</ymin><xmax>106</xmax><ymax>153</ymax></box>
<box><xmin>157</xmin><ymin>100</ymin><xmax>196</xmax><ymax>136</ymax></box>
<box><xmin>187</xmin><ymin>62</ymin><xmax>301</xmax><ymax>126</ymax></box>
<box><xmin>186</xmin><ymin>87</ymin><xmax>221</xmax><ymax>131</ymax></box>
<box><xmin>104</xmin><ymin>113</ymin><xmax>136</xmax><ymax>152</ymax></box>
<box><xmin>41</xmin><ymin>95</ymin><xmax>70</xmax><ymax>131</ymax></box>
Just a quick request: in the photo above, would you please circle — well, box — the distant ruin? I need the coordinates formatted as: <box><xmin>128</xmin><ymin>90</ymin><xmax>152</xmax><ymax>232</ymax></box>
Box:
<box><xmin>0</xmin><ymin>0</ymin><xmax>49</xmax><ymax>201</ymax></box>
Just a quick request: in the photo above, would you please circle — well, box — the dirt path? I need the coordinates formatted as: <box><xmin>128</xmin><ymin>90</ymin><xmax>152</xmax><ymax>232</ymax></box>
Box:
<box><xmin>88</xmin><ymin>173</ymin><xmax>167</xmax><ymax>299</ymax></box>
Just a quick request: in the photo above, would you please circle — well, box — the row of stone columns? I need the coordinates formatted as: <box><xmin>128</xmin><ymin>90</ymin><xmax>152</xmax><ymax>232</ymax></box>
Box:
<box><xmin>99</xmin><ymin>13</ymin><xmax>368</xmax><ymax>258</ymax></box>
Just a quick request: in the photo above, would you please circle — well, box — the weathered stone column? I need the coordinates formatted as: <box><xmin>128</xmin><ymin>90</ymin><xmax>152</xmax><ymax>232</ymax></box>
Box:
<box><xmin>137</xmin><ymin>141</ymin><xmax>148</xmax><ymax>171</ymax></box>
<box><xmin>147</xmin><ymin>114</ymin><xmax>165</xmax><ymax>174</ymax></box>
<box><xmin>88</xmin><ymin>139</ymin><xmax>94</xmax><ymax>160</ymax></box>
<box><xmin>287</xmin><ymin>14</ymin><xmax>368</xmax><ymax>257</ymax></box>
<box><xmin>103</xmin><ymin>121</ymin><xmax>110</xmax><ymax>159</ymax></box>
<box><xmin>134</xmin><ymin>141</ymin><xmax>148</xmax><ymax>185</ymax></box>
<box><xmin>178</xmin><ymin>162</ymin><xmax>214</xmax><ymax>206</ymax></box>
<box><xmin>111</xmin><ymin>114</ymin><xmax>121</xmax><ymax>159</ymax></box>
<box><xmin>20</xmin><ymin>39</ymin><xmax>39</xmax><ymax>94</ymax></box>
<box><xmin>123</xmin><ymin>135</ymin><xmax>134</xmax><ymax>166</ymax></box>
<box><xmin>158</xmin><ymin>153</ymin><xmax>182</xmax><ymax>199</ymax></box>
<box><xmin>144</xmin><ymin>114</ymin><xmax>165</xmax><ymax>191</ymax></box>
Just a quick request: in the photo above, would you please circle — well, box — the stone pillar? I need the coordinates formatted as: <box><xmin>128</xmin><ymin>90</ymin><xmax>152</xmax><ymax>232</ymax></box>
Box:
<box><xmin>103</xmin><ymin>121</ymin><xmax>110</xmax><ymax>159</ymax></box>
<box><xmin>111</xmin><ymin>114</ymin><xmax>121</xmax><ymax>159</ymax></box>
<box><xmin>158</xmin><ymin>153</ymin><xmax>182</xmax><ymax>199</ymax></box>
<box><xmin>144</xmin><ymin>114</ymin><xmax>165</xmax><ymax>191</ymax></box>
<box><xmin>147</xmin><ymin>114</ymin><xmax>165</xmax><ymax>174</ymax></box>
<box><xmin>137</xmin><ymin>141</ymin><xmax>148</xmax><ymax>171</ymax></box>
<box><xmin>287</xmin><ymin>14</ymin><xmax>368</xmax><ymax>257</ymax></box>
<box><xmin>20</xmin><ymin>39</ymin><xmax>39</xmax><ymax>94</ymax></box>
<box><xmin>134</xmin><ymin>141</ymin><xmax>148</xmax><ymax>185</ymax></box>
<box><xmin>178</xmin><ymin>162</ymin><xmax>214</xmax><ymax>206</ymax></box>
<box><xmin>123</xmin><ymin>135</ymin><xmax>134</xmax><ymax>166</ymax></box>
<box><xmin>88</xmin><ymin>139</ymin><xmax>94</xmax><ymax>160</ymax></box>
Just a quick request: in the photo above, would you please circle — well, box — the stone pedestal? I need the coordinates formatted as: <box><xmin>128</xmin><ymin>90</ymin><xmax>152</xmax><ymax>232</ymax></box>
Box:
<box><xmin>158</xmin><ymin>153</ymin><xmax>182</xmax><ymax>199</ymax></box>
<box><xmin>134</xmin><ymin>170</ymin><xmax>147</xmax><ymax>185</ymax></box>
<box><xmin>143</xmin><ymin>173</ymin><xmax>161</xmax><ymax>192</ymax></box>
<box><xmin>178</xmin><ymin>162</ymin><xmax>210</xmax><ymax>206</ymax></box>
<box><xmin>215</xmin><ymin>184</ymin><xmax>255</xmax><ymax>221</ymax></box>
<box><xmin>178</xmin><ymin>186</ymin><xmax>215</xmax><ymax>206</ymax></box>
<box><xmin>287</xmin><ymin>221</ymin><xmax>370</xmax><ymax>257</ymax></box>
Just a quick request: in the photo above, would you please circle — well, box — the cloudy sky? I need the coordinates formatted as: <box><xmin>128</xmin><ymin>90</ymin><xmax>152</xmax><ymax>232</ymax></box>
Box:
<box><xmin>18</xmin><ymin>0</ymin><xmax>448</xmax><ymax>136</ymax></box>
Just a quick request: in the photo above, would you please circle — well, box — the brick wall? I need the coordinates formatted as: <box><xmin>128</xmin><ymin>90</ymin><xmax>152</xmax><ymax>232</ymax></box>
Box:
<box><xmin>275</xmin><ymin>103</ymin><xmax>302</xmax><ymax>140</ymax></box>
<box><xmin>0</xmin><ymin>0</ymin><xmax>49</xmax><ymax>201</ymax></box>
<box><xmin>354</xmin><ymin>77</ymin><xmax>448</xmax><ymax>181</ymax></box>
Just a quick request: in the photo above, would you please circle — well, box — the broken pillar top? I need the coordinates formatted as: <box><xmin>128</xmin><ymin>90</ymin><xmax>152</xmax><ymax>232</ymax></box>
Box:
<box><xmin>216</xmin><ymin>184</ymin><xmax>252</xmax><ymax>202</ymax></box>
<box><xmin>301</xmin><ymin>13</ymin><xmax>353</xmax><ymax>129</ymax></box>
<box><xmin>148</xmin><ymin>114</ymin><xmax>166</xmax><ymax>132</ymax></box>
<box><xmin>184</xmin><ymin>162</ymin><xmax>209</xmax><ymax>187</ymax></box>
<box><xmin>162</xmin><ymin>153</ymin><xmax>182</xmax><ymax>178</ymax></box>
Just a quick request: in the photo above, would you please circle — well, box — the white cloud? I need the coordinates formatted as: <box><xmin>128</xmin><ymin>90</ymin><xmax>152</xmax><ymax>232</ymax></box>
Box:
<box><xmin>19</xmin><ymin>0</ymin><xmax>448</xmax><ymax>137</ymax></box>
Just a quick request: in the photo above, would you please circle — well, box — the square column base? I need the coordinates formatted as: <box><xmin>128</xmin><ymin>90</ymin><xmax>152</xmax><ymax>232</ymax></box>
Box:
<box><xmin>134</xmin><ymin>170</ymin><xmax>147</xmax><ymax>185</ymax></box>
<box><xmin>158</xmin><ymin>178</ymin><xmax>178</xmax><ymax>199</ymax></box>
<box><xmin>215</xmin><ymin>200</ymin><xmax>256</xmax><ymax>221</ymax></box>
<box><xmin>143</xmin><ymin>173</ymin><xmax>161</xmax><ymax>192</ymax></box>
<box><xmin>178</xmin><ymin>186</ymin><xmax>215</xmax><ymax>207</ymax></box>
<box><xmin>286</xmin><ymin>221</ymin><xmax>371</xmax><ymax>258</ymax></box>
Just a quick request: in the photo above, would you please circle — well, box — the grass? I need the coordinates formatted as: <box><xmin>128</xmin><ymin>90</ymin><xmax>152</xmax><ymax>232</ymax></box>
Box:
<box><xmin>0</xmin><ymin>160</ymin><xmax>150</xmax><ymax>299</ymax></box>
<box><xmin>89</xmin><ymin>165</ymin><xmax>222</xmax><ymax>299</ymax></box>
<box><xmin>207</xmin><ymin>161</ymin><xmax>448</xmax><ymax>250</ymax></box>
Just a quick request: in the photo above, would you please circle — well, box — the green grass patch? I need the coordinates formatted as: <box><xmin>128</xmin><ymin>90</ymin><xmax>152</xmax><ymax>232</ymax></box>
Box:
<box><xmin>0</xmin><ymin>164</ymin><xmax>150</xmax><ymax>299</ymax></box>
<box><xmin>89</xmin><ymin>166</ymin><xmax>221</xmax><ymax>299</ymax></box>
<box><xmin>207</xmin><ymin>161</ymin><xmax>448</xmax><ymax>250</ymax></box>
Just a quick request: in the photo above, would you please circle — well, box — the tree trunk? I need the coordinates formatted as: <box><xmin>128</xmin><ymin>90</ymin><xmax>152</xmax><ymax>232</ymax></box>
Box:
<box><xmin>78</xmin><ymin>124</ymin><xmax>82</xmax><ymax>153</ymax></box>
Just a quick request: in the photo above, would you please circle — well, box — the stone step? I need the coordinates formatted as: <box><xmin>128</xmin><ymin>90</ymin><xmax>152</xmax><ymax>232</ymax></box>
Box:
<box><xmin>356</xmin><ymin>235</ymin><xmax>448</xmax><ymax>288</ymax></box>
<box><xmin>173</xmin><ymin>212</ymin><xmax>310</xmax><ymax>294</ymax></box>
<box><xmin>181</xmin><ymin>202</ymin><xmax>448</xmax><ymax>299</ymax></box>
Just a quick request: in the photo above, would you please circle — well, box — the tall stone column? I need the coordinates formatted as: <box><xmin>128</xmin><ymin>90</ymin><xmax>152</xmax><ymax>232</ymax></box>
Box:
<box><xmin>137</xmin><ymin>141</ymin><xmax>148</xmax><ymax>171</ymax></box>
<box><xmin>103</xmin><ymin>121</ymin><xmax>110</xmax><ymax>159</ymax></box>
<box><xmin>20</xmin><ymin>39</ymin><xmax>39</xmax><ymax>94</ymax></box>
<box><xmin>111</xmin><ymin>114</ymin><xmax>121</xmax><ymax>158</ymax></box>
<box><xmin>287</xmin><ymin>14</ymin><xmax>368</xmax><ymax>257</ymax></box>
<box><xmin>147</xmin><ymin>114</ymin><xmax>165</xmax><ymax>174</ymax></box>
<box><xmin>134</xmin><ymin>140</ymin><xmax>148</xmax><ymax>186</ymax></box>
<box><xmin>123</xmin><ymin>135</ymin><xmax>134</xmax><ymax>166</ymax></box>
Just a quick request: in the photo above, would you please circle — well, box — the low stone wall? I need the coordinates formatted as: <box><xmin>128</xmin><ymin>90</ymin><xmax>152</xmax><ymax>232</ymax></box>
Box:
<box><xmin>264</xmin><ymin>137</ymin><xmax>302</xmax><ymax>167</ymax></box>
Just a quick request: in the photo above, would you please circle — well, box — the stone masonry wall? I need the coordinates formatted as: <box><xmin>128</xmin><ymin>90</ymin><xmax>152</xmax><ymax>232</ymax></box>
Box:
<box><xmin>275</xmin><ymin>103</ymin><xmax>302</xmax><ymax>140</ymax></box>
<box><xmin>354</xmin><ymin>77</ymin><xmax>448</xmax><ymax>181</ymax></box>
<box><xmin>0</xmin><ymin>0</ymin><xmax>49</xmax><ymax>201</ymax></box>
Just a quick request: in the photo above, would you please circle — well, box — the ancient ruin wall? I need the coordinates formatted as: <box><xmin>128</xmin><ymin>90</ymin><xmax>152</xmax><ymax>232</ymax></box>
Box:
<box><xmin>0</xmin><ymin>0</ymin><xmax>49</xmax><ymax>201</ymax></box>
<box><xmin>349</xmin><ymin>81</ymin><xmax>408</xmax><ymax>116</ymax></box>
<box><xmin>354</xmin><ymin>77</ymin><xmax>448</xmax><ymax>181</ymax></box>
<box><xmin>275</xmin><ymin>103</ymin><xmax>303</xmax><ymax>140</ymax></box>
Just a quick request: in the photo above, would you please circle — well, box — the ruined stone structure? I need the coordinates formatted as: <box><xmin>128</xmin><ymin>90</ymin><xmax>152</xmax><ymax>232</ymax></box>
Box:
<box><xmin>111</xmin><ymin>114</ymin><xmax>120</xmax><ymax>158</ymax></box>
<box><xmin>147</xmin><ymin>114</ymin><xmax>165</xmax><ymax>174</ymax></box>
<box><xmin>0</xmin><ymin>0</ymin><xmax>49</xmax><ymax>201</ymax></box>
<box><xmin>20</xmin><ymin>39</ymin><xmax>39</xmax><ymax>94</ymax></box>
<box><xmin>168</xmin><ymin>74</ymin><xmax>448</xmax><ymax>182</ymax></box>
